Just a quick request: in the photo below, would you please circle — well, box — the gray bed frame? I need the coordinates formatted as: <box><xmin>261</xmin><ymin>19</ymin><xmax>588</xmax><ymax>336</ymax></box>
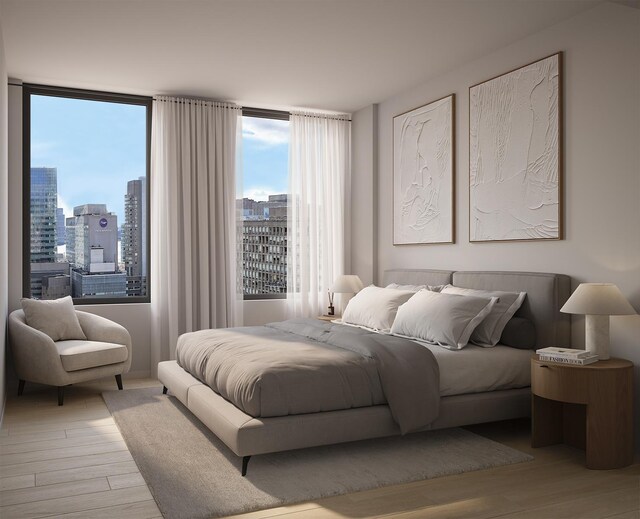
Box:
<box><xmin>158</xmin><ymin>270</ymin><xmax>571</xmax><ymax>475</ymax></box>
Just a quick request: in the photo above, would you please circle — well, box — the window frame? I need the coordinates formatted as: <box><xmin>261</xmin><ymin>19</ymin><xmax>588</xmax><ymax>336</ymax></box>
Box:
<box><xmin>22</xmin><ymin>83</ymin><xmax>152</xmax><ymax>305</ymax></box>
<box><xmin>241</xmin><ymin>107</ymin><xmax>289</xmax><ymax>301</ymax></box>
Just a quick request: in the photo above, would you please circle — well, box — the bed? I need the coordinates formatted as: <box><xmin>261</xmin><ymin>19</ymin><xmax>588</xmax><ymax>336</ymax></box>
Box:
<box><xmin>158</xmin><ymin>269</ymin><xmax>571</xmax><ymax>475</ymax></box>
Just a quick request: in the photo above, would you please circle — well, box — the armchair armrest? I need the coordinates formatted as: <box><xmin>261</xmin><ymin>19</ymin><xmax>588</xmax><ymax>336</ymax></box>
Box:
<box><xmin>75</xmin><ymin>311</ymin><xmax>132</xmax><ymax>371</ymax></box>
<box><xmin>8</xmin><ymin>310</ymin><xmax>68</xmax><ymax>385</ymax></box>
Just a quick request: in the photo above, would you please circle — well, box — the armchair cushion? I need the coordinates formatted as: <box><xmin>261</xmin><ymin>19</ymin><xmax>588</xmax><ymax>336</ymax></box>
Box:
<box><xmin>21</xmin><ymin>296</ymin><xmax>87</xmax><ymax>342</ymax></box>
<box><xmin>56</xmin><ymin>340</ymin><xmax>129</xmax><ymax>372</ymax></box>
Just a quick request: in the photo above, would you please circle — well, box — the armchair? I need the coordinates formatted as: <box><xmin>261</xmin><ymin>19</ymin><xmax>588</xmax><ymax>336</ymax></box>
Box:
<box><xmin>8</xmin><ymin>309</ymin><xmax>132</xmax><ymax>405</ymax></box>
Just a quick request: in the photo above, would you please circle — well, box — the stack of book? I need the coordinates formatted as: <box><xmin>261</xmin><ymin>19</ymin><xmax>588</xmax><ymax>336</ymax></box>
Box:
<box><xmin>536</xmin><ymin>347</ymin><xmax>599</xmax><ymax>365</ymax></box>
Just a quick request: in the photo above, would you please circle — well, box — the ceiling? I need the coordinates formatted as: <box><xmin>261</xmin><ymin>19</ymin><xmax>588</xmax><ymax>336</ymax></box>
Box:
<box><xmin>1</xmin><ymin>0</ymin><xmax>602</xmax><ymax>113</ymax></box>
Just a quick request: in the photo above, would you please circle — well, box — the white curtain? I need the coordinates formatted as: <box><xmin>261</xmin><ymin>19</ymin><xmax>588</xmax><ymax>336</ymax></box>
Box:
<box><xmin>150</xmin><ymin>96</ymin><xmax>243</xmax><ymax>369</ymax></box>
<box><xmin>287</xmin><ymin>112</ymin><xmax>351</xmax><ymax>317</ymax></box>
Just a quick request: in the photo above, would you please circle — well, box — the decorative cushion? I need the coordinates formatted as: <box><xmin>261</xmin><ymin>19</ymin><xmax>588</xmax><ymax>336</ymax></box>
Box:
<box><xmin>499</xmin><ymin>317</ymin><xmax>537</xmax><ymax>349</ymax></box>
<box><xmin>55</xmin><ymin>340</ymin><xmax>129</xmax><ymax>372</ymax></box>
<box><xmin>342</xmin><ymin>286</ymin><xmax>415</xmax><ymax>332</ymax></box>
<box><xmin>440</xmin><ymin>285</ymin><xmax>526</xmax><ymax>347</ymax></box>
<box><xmin>21</xmin><ymin>296</ymin><xmax>87</xmax><ymax>342</ymax></box>
<box><xmin>391</xmin><ymin>290</ymin><xmax>497</xmax><ymax>350</ymax></box>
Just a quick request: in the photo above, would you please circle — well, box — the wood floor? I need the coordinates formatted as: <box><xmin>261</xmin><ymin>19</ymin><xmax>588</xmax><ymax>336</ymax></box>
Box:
<box><xmin>1</xmin><ymin>378</ymin><xmax>638</xmax><ymax>519</ymax></box>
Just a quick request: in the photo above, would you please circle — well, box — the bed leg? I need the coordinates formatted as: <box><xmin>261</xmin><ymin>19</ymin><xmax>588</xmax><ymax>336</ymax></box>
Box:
<box><xmin>241</xmin><ymin>455</ymin><xmax>251</xmax><ymax>477</ymax></box>
<box><xmin>162</xmin><ymin>386</ymin><xmax>168</xmax><ymax>395</ymax></box>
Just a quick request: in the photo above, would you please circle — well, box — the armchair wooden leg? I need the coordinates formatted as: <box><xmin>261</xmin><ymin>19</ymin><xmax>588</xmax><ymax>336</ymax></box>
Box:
<box><xmin>162</xmin><ymin>386</ymin><xmax>168</xmax><ymax>395</ymax></box>
<box><xmin>18</xmin><ymin>380</ymin><xmax>25</xmax><ymax>396</ymax></box>
<box><xmin>115</xmin><ymin>374</ymin><xmax>123</xmax><ymax>390</ymax></box>
<box><xmin>58</xmin><ymin>386</ymin><xmax>64</xmax><ymax>406</ymax></box>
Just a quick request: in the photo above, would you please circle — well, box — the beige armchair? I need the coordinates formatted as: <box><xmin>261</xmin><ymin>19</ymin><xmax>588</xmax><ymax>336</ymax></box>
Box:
<box><xmin>8</xmin><ymin>309</ymin><xmax>132</xmax><ymax>405</ymax></box>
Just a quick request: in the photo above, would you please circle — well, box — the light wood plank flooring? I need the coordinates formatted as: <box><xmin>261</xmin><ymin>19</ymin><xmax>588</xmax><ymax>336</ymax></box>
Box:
<box><xmin>1</xmin><ymin>378</ymin><xmax>638</xmax><ymax>519</ymax></box>
<box><xmin>1</xmin><ymin>377</ymin><xmax>163</xmax><ymax>519</ymax></box>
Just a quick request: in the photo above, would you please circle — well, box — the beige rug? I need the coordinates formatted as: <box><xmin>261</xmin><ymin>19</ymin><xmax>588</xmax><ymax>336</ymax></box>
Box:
<box><xmin>103</xmin><ymin>387</ymin><xmax>532</xmax><ymax>519</ymax></box>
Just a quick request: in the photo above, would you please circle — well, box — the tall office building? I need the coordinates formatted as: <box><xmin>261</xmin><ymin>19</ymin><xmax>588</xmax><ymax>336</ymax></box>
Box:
<box><xmin>241</xmin><ymin>194</ymin><xmax>288</xmax><ymax>295</ymax></box>
<box><xmin>66</xmin><ymin>204</ymin><xmax>126</xmax><ymax>298</ymax></box>
<box><xmin>28</xmin><ymin>167</ymin><xmax>71</xmax><ymax>299</ymax></box>
<box><xmin>122</xmin><ymin>177</ymin><xmax>147</xmax><ymax>296</ymax></box>
<box><xmin>56</xmin><ymin>207</ymin><xmax>66</xmax><ymax>246</ymax></box>
<box><xmin>30</xmin><ymin>167</ymin><xmax>58</xmax><ymax>262</ymax></box>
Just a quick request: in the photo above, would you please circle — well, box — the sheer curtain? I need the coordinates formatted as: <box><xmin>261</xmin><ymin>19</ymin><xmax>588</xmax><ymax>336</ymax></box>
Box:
<box><xmin>150</xmin><ymin>96</ymin><xmax>243</xmax><ymax>369</ymax></box>
<box><xmin>287</xmin><ymin>112</ymin><xmax>351</xmax><ymax>317</ymax></box>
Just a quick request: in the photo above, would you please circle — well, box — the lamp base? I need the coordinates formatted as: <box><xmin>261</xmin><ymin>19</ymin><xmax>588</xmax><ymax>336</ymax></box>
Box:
<box><xmin>585</xmin><ymin>314</ymin><xmax>610</xmax><ymax>360</ymax></box>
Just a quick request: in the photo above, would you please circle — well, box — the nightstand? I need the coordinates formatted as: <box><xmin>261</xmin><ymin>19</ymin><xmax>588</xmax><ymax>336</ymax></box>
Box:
<box><xmin>317</xmin><ymin>315</ymin><xmax>338</xmax><ymax>322</ymax></box>
<box><xmin>531</xmin><ymin>355</ymin><xmax>634</xmax><ymax>469</ymax></box>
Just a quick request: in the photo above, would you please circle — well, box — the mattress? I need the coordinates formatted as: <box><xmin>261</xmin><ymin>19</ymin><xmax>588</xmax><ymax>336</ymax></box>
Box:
<box><xmin>421</xmin><ymin>342</ymin><xmax>531</xmax><ymax>396</ymax></box>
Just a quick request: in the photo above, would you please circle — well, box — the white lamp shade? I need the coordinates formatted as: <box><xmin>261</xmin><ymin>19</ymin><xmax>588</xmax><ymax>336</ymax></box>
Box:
<box><xmin>331</xmin><ymin>275</ymin><xmax>364</xmax><ymax>294</ymax></box>
<box><xmin>560</xmin><ymin>283</ymin><xmax>636</xmax><ymax>316</ymax></box>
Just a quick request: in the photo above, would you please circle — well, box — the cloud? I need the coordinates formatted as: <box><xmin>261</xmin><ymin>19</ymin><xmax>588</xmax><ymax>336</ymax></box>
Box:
<box><xmin>242</xmin><ymin>118</ymin><xmax>289</xmax><ymax>147</ymax></box>
<box><xmin>243</xmin><ymin>186</ymin><xmax>283</xmax><ymax>201</ymax></box>
<box><xmin>31</xmin><ymin>140</ymin><xmax>58</xmax><ymax>158</ymax></box>
<box><xmin>56</xmin><ymin>196</ymin><xmax>74</xmax><ymax>219</ymax></box>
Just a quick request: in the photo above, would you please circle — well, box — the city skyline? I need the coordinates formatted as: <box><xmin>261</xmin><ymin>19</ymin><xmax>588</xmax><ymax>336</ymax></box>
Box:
<box><xmin>31</xmin><ymin>97</ymin><xmax>289</xmax><ymax>225</ymax></box>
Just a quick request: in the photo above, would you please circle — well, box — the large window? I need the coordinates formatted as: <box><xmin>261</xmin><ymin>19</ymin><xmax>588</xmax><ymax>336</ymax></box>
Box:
<box><xmin>240</xmin><ymin>110</ymin><xmax>289</xmax><ymax>299</ymax></box>
<box><xmin>23</xmin><ymin>85</ymin><xmax>151</xmax><ymax>304</ymax></box>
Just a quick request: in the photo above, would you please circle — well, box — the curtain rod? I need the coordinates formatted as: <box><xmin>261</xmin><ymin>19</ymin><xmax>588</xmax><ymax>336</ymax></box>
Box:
<box><xmin>292</xmin><ymin>112</ymin><xmax>351</xmax><ymax>122</ymax></box>
<box><xmin>154</xmin><ymin>97</ymin><xmax>351</xmax><ymax>121</ymax></box>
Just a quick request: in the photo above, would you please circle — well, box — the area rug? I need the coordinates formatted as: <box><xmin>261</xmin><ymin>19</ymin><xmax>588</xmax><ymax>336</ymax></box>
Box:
<box><xmin>103</xmin><ymin>387</ymin><xmax>532</xmax><ymax>519</ymax></box>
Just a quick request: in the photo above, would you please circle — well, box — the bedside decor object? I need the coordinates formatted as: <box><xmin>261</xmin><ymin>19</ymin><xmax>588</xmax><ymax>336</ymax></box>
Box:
<box><xmin>560</xmin><ymin>283</ymin><xmax>636</xmax><ymax>360</ymax></box>
<box><xmin>393</xmin><ymin>94</ymin><xmax>454</xmax><ymax>245</ymax></box>
<box><xmin>469</xmin><ymin>53</ymin><xmax>562</xmax><ymax>242</ymax></box>
<box><xmin>329</xmin><ymin>275</ymin><xmax>364</xmax><ymax>316</ymax></box>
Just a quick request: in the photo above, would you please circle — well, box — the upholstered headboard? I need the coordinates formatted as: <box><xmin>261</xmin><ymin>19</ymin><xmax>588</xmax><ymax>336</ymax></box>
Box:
<box><xmin>383</xmin><ymin>269</ymin><xmax>571</xmax><ymax>348</ymax></box>
<box><xmin>382</xmin><ymin>268</ymin><xmax>453</xmax><ymax>287</ymax></box>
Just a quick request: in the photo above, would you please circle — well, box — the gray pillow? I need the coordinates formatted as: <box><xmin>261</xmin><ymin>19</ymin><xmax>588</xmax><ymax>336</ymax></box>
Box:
<box><xmin>499</xmin><ymin>317</ymin><xmax>537</xmax><ymax>349</ymax></box>
<box><xmin>21</xmin><ymin>296</ymin><xmax>87</xmax><ymax>342</ymax></box>
<box><xmin>441</xmin><ymin>285</ymin><xmax>526</xmax><ymax>347</ymax></box>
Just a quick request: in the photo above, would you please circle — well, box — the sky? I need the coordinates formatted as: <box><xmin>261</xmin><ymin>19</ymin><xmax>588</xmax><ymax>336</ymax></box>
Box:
<box><xmin>30</xmin><ymin>96</ymin><xmax>289</xmax><ymax>225</ymax></box>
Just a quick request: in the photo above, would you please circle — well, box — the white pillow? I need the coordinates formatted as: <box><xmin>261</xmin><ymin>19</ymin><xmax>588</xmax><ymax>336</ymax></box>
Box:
<box><xmin>385</xmin><ymin>283</ymin><xmax>445</xmax><ymax>293</ymax></box>
<box><xmin>441</xmin><ymin>285</ymin><xmax>526</xmax><ymax>347</ymax></box>
<box><xmin>21</xmin><ymin>296</ymin><xmax>87</xmax><ymax>342</ymax></box>
<box><xmin>391</xmin><ymin>290</ymin><xmax>497</xmax><ymax>350</ymax></box>
<box><xmin>342</xmin><ymin>286</ymin><xmax>415</xmax><ymax>332</ymax></box>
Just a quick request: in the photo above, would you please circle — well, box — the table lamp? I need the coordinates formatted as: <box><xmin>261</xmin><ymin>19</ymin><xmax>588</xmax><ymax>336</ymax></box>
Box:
<box><xmin>560</xmin><ymin>283</ymin><xmax>636</xmax><ymax>360</ymax></box>
<box><xmin>328</xmin><ymin>275</ymin><xmax>364</xmax><ymax>316</ymax></box>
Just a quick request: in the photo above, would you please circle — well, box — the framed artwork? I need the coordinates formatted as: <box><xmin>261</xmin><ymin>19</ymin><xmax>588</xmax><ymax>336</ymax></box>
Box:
<box><xmin>469</xmin><ymin>52</ymin><xmax>563</xmax><ymax>242</ymax></box>
<box><xmin>393</xmin><ymin>94</ymin><xmax>455</xmax><ymax>245</ymax></box>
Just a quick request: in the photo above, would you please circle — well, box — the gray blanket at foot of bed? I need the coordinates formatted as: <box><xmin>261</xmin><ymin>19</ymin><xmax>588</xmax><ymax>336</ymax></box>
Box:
<box><xmin>176</xmin><ymin>318</ymin><xmax>440</xmax><ymax>434</ymax></box>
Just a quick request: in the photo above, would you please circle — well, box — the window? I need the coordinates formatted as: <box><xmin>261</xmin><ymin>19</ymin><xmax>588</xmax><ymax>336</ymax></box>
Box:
<box><xmin>23</xmin><ymin>84</ymin><xmax>151</xmax><ymax>304</ymax></box>
<box><xmin>240</xmin><ymin>109</ymin><xmax>289</xmax><ymax>299</ymax></box>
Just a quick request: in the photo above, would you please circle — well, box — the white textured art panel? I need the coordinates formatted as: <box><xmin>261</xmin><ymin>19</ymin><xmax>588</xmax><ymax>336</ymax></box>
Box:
<box><xmin>470</xmin><ymin>53</ymin><xmax>561</xmax><ymax>242</ymax></box>
<box><xmin>393</xmin><ymin>95</ymin><xmax>454</xmax><ymax>245</ymax></box>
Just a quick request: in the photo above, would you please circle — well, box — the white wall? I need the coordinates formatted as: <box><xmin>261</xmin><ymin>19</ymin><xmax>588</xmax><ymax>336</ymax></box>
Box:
<box><xmin>351</xmin><ymin>104</ymin><xmax>378</xmax><ymax>286</ymax></box>
<box><xmin>353</xmin><ymin>2</ymin><xmax>640</xmax><ymax>446</ymax></box>
<box><xmin>0</xmin><ymin>3</ymin><xmax>9</xmax><ymax>422</ymax></box>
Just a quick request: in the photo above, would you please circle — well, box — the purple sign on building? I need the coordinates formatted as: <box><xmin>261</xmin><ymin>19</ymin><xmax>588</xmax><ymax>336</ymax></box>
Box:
<box><xmin>99</xmin><ymin>217</ymin><xmax>108</xmax><ymax>228</ymax></box>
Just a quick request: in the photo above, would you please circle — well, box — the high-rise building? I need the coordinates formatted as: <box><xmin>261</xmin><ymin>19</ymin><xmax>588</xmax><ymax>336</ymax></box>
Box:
<box><xmin>28</xmin><ymin>167</ymin><xmax>71</xmax><ymax>299</ymax></box>
<box><xmin>30</xmin><ymin>167</ymin><xmax>57</xmax><ymax>262</ymax></box>
<box><xmin>56</xmin><ymin>207</ymin><xmax>66</xmax><ymax>246</ymax></box>
<box><xmin>30</xmin><ymin>262</ymin><xmax>71</xmax><ymax>300</ymax></box>
<box><xmin>66</xmin><ymin>204</ymin><xmax>126</xmax><ymax>298</ymax></box>
<box><xmin>241</xmin><ymin>194</ymin><xmax>288</xmax><ymax>296</ymax></box>
<box><xmin>122</xmin><ymin>177</ymin><xmax>147</xmax><ymax>296</ymax></box>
